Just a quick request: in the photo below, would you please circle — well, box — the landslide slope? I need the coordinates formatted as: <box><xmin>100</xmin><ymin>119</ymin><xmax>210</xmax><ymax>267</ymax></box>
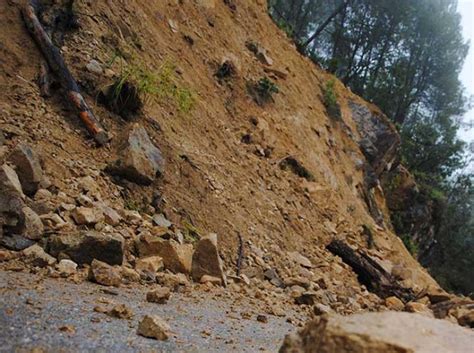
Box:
<box><xmin>0</xmin><ymin>0</ymin><xmax>438</xmax><ymax>309</ymax></box>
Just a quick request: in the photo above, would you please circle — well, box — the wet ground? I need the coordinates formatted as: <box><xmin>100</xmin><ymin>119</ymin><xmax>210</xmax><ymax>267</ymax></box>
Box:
<box><xmin>0</xmin><ymin>271</ymin><xmax>296</xmax><ymax>352</ymax></box>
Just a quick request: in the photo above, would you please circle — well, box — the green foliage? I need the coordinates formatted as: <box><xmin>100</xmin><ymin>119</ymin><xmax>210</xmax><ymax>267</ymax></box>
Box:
<box><xmin>401</xmin><ymin>235</ymin><xmax>418</xmax><ymax>256</ymax></box>
<box><xmin>182</xmin><ymin>221</ymin><xmax>202</xmax><ymax>243</ymax></box>
<box><xmin>275</xmin><ymin>18</ymin><xmax>294</xmax><ymax>38</ymax></box>
<box><xmin>109</xmin><ymin>52</ymin><xmax>196</xmax><ymax>114</ymax></box>
<box><xmin>322</xmin><ymin>79</ymin><xmax>337</xmax><ymax>108</ymax></box>
<box><xmin>249</xmin><ymin>77</ymin><xmax>279</xmax><ymax>105</ymax></box>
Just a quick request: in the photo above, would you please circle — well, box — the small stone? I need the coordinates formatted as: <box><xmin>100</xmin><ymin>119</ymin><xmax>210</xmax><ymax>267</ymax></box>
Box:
<box><xmin>137</xmin><ymin>315</ymin><xmax>171</xmax><ymax>340</ymax></box>
<box><xmin>90</xmin><ymin>259</ymin><xmax>121</xmax><ymax>287</ymax></box>
<box><xmin>288</xmin><ymin>251</ymin><xmax>312</xmax><ymax>268</ymax></box>
<box><xmin>121</xmin><ymin>267</ymin><xmax>141</xmax><ymax>283</ymax></box>
<box><xmin>156</xmin><ymin>272</ymin><xmax>189</xmax><ymax>292</ymax></box>
<box><xmin>77</xmin><ymin>194</ymin><xmax>94</xmax><ymax>207</ymax></box>
<box><xmin>200</xmin><ymin>275</ymin><xmax>222</xmax><ymax>285</ymax></box>
<box><xmin>146</xmin><ymin>287</ymin><xmax>171</xmax><ymax>304</ymax></box>
<box><xmin>405</xmin><ymin>302</ymin><xmax>433</xmax><ymax>317</ymax></box>
<box><xmin>191</xmin><ymin>233</ymin><xmax>226</xmax><ymax>285</ymax></box>
<box><xmin>100</xmin><ymin>205</ymin><xmax>122</xmax><ymax>226</ymax></box>
<box><xmin>57</xmin><ymin>259</ymin><xmax>77</xmax><ymax>276</ymax></box>
<box><xmin>107</xmin><ymin>304</ymin><xmax>133</xmax><ymax>319</ymax></box>
<box><xmin>152</xmin><ymin>214</ymin><xmax>172</xmax><ymax>228</ymax></box>
<box><xmin>86</xmin><ymin>59</ymin><xmax>103</xmax><ymax>74</ymax></box>
<box><xmin>257</xmin><ymin>315</ymin><xmax>268</xmax><ymax>323</ymax></box>
<box><xmin>295</xmin><ymin>291</ymin><xmax>317</xmax><ymax>306</ymax></box>
<box><xmin>7</xmin><ymin>143</ymin><xmax>43</xmax><ymax>196</ymax></box>
<box><xmin>135</xmin><ymin>256</ymin><xmax>164</xmax><ymax>274</ymax></box>
<box><xmin>264</xmin><ymin>268</ymin><xmax>284</xmax><ymax>288</ymax></box>
<box><xmin>23</xmin><ymin>244</ymin><xmax>56</xmax><ymax>267</ymax></box>
<box><xmin>426</xmin><ymin>286</ymin><xmax>452</xmax><ymax>304</ymax></box>
<box><xmin>71</xmin><ymin>207</ymin><xmax>104</xmax><ymax>225</ymax></box>
<box><xmin>385</xmin><ymin>296</ymin><xmax>404</xmax><ymax>311</ymax></box>
<box><xmin>313</xmin><ymin>303</ymin><xmax>332</xmax><ymax>315</ymax></box>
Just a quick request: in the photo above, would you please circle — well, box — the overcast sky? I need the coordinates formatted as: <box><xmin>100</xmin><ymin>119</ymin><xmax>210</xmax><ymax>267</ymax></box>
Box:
<box><xmin>458</xmin><ymin>0</ymin><xmax>474</xmax><ymax>142</ymax></box>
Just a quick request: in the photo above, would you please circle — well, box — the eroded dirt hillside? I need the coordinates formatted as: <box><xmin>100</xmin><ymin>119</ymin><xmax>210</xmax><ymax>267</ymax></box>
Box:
<box><xmin>3</xmin><ymin>1</ymin><xmax>472</xmax><ymax>344</ymax></box>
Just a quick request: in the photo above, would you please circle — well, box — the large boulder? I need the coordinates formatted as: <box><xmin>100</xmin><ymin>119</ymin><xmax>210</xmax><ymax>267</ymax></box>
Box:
<box><xmin>191</xmin><ymin>233</ymin><xmax>226</xmax><ymax>285</ymax></box>
<box><xmin>47</xmin><ymin>231</ymin><xmax>124</xmax><ymax>265</ymax></box>
<box><xmin>137</xmin><ymin>235</ymin><xmax>193</xmax><ymax>274</ymax></box>
<box><xmin>108</xmin><ymin>124</ymin><xmax>164</xmax><ymax>185</ymax></box>
<box><xmin>7</xmin><ymin>143</ymin><xmax>43</xmax><ymax>196</ymax></box>
<box><xmin>280</xmin><ymin>312</ymin><xmax>474</xmax><ymax>353</ymax></box>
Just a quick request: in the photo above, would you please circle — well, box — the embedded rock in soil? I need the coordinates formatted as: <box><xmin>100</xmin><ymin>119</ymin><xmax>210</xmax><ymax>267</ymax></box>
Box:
<box><xmin>137</xmin><ymin>315</ymin><xmax>171</xmax><ymax>341</ymax></box>
<box><xmin>191</xmin><ymin>233</ymin><xmax>226</xmax><ymax>285</ymax></box>
<box><xmin>288</xmin><ymin>251</ymin><xmax>313</xmax><ymax>268</ymax></box>
<box><xmin>108</xmin><ymin>124</ymin><xmax>164</xmax><ymax>185</ymax></box>
<box><xmin>47</xmin><ymin>231</ymin><xmax>124</xmax><ymax>265</ymax></box>
<box><xmin>280</xmin><ymin>312</ymin><xmax>474</xmax><ymax>353</ymax></box>
<box><xmin>107</xmin><ymin>304</ymin><xmax>134</xmax><ymax>319</ymax></box>
<box><xmin>7</xmin><ymin>143</ymin><xmax>43</xmax><ymax>196</ymax></box>
<box><xmin>89</xmin><ymin>259</ymin><xmax>122</xmax><ymax>287</ymax></box>
<box><xmin>137</xmin><ymin>236</ymin><xmax>193</xmax><ymax>274</ymax></box>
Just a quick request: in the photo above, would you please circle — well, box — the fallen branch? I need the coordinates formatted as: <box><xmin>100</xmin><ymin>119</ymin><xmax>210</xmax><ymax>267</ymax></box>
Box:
<box><xmin>21</xmin><ymin>1</ymin><xmax>109</xmax><ymax>145</ymax></box>
<box><xmin>326</xmin><ymin>239</ymin><xmax>415</xmax><ymax>302</ymax></box>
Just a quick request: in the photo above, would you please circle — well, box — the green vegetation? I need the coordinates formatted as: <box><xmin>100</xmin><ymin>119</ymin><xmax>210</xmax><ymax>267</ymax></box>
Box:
<box><xmin>249</xmin><ymin>76</ymin><xmax>279</xmax><ymax>105</ymax></box>
<box><xmin>108</xmin><ymin>52</ymin><xmax>196</xmax><ymax>114</ymax></box>
<box><xmin>268</xmin><ymin>0</ymin><xmax>473</xmax><ymax>294</ymax></box>
<box><xmin>401</xmin><ymin>235</ymin><xmax>418</xmax><ymax>257</ymax></box>
<box><xmin>322</xmin><ymin>78</ymin><xmax>340</xmax><ymax>119</ymax></box>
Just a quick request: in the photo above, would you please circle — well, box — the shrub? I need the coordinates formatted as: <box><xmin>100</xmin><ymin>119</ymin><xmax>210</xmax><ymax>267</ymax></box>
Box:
<box><xmin>322</xmin><ymin>78</ymin><xmax>341</xmax><ymax>119</ymax></box>
<box><xmin>249</xmin><ymin>76</ymin><xmax>279</xmax><ymax>105</ymax></box>
<box><xmin>401</xmin><ymin>235</ymin><xmax>419</xmax><ymax>256</ymax></box>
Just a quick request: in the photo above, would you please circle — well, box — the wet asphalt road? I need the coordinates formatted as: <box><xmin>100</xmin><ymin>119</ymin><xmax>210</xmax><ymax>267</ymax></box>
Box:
<box><xmin>0</xmin><ymin>271</ymin><xmax>296</xmax><ymax>353</ymax></box>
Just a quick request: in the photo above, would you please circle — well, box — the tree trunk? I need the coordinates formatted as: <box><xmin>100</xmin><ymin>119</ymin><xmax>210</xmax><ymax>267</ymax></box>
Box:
<box><xmin>21</xmin><ymin>1</ymin><xmax>110</xmax><ymax>145</ymax></box>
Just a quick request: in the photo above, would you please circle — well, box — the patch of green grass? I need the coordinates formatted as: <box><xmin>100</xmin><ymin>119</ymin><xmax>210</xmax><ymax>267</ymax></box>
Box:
<box><xmin>249</xmin><ymin>76</ymin><xmax>279</xmax><ymax>105</ymax></box>
<box><xmin>182</xmin><ymin>221</ymin><xmax>202</xmax><ymax>243</ymax></box>
<box><xmin>109</xmin><ymin>52</ymin><xmax>196</xmax><ymax>114</ymax></box>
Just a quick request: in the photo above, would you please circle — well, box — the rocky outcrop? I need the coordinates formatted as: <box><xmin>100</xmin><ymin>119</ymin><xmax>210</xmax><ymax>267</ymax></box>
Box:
<box><xmin>280</xmin><ymin>312</ymin><xmax>474</xmax><ymax>353</ymax></box>
<box><xmin>349</xmin><ymin>101</ymin><xmax>400</xmax><ymax>177</ymax></box>
<box><xmin>108</xmin><ymin>124</ymin><xmax>164</xmax><ymax>185</ymax></box>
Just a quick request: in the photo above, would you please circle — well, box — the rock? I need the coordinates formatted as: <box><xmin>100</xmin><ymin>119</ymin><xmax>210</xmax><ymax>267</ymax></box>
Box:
<box><xmin>313</xmin><ymin>303</ymin><xmax>333</xmax><ymax>316</ymax></box>
<box><xmin>71</xmin><ymin>207</ymin><xmax>104</xmax><ymax>225</ymax></box>
<box><xmin>257</xmin><ymin>314</ymin><xmax>268</xmax><ymax>323</ymax></box>
<box><xmin>135</xmin><ymin>256</ymin><xmax>164</xmax><ymax>274</ymax></box>
<box><xmin>295</xmin><ymin>291</ymin><xmax>317</xmax><ymax>306</ymax></box>
<box><xmin>7</xmin><ymin>143</ymin><xmax>43</xmax><ymax>196</ymax></box>
<box><xmin>77</xmin><ymin>194</ymin><xmax>94</xmax><ymax>207</ymax></box>
<box><xmin>57</xmin><ymin>259</ymin><xmax>77</xmax><ymax>276</ymax></box>
<box><xmin>48</xmin><ymin>231</ymin><xmax>124</xmax><ymax>265</ymax></box>
<box><xmin>191</xmin><ymin>233</ymin><xmax>226</xmax><ymax>285</ymax></box>
<box><xmin>0</xmin><ymin>164</ymin><xmax>24</xmax><ymax>196</ymax></box>
<box><xmin>200</xmin><ymin>275</ymin><xmax>222</xmax><ymax>285</ymax></box>
<box><xmin>288</xmin><ymin>251</ymin><xmax>313</xmax><ymax>268</ymax></box>
<box><xmin>0</xmin><ymin>234</ymin><xmax>35</xmax><ymax>251</ymax></box>
<box><xmin>405</xmin><ymin>302</ymin><xmax>433</xmax><ymax>317</ymax></box>
<box><xmin>426</xmin><ymin>286</ymin><xmax>452</xmax><ymax>304</ymax></box>
<box><xmin>108</xmin><ymin>124</ymin><xmax>164</xmax><ymax>185</ymax></box>
<box><xmin>137</xmin><ymin>315</ymin><xmax>171</xmax><ymax>341</ymax></box>
<box><xmin>21</xmin><ymin>207</ymin><xmax>44</xmax><ymax>240</ymax></box>
<box><xmin>86</xmin><ymin>59</ymin><xmax>103</xmax><ymax>74</ymax></box>
<box><xmin>107</xmin><ymin>304</ymin><xmax>133</xmax><ymax>319</ymax></box>
<box><xmin>152</xmin><ymin>214</ymin><xmax>172</xmax><ymax>228</ymax></box>
<box><xmin>458</xmin><ymin>311</ymin><xmax>474</xmax><ymax>328</ymax></box>
<box><xmin>156</xmin><ymin>272</ymin><xmax>189</xmax><ymax>292</ymax></box>
<box><xmin>23</xmin><ymin>244</ymin><xmax>56</xmax><ymax>267</ymax></box>
<box><xmin>280</xmin><ymin>311</ymin><xmax>474</xmax><ymax>353</ymax></box>
<box><xmin>98</xmin><ymin>205</ymin><xmax>122</xmax><ymax>226</ymax></box>
<box><xmin>385</xmin><ymin>296</ymin><xmax>404</xmax><ymax>311</ymax></box>
<box><xmin>264</xmin><ymin>268</ymin><xmax>284</xmax><ymax>288</ymax></box>
<box><xmin>137</xmin><ymin>236</ymin><xmax>193</xmax><ymax>274</ymax></box>
<box><xmin>0</xmin><ymin>131</ymin><xmax>4</xmax><ymax>147</ymax></box>
<box><xmin>89</xmin><ymin>259</ymin><xmax>121</xmax><ymax>287</ymax></box>
<box><xmin>146</xmin><ymin>287</ymin><xmax>171</xmax><ymax>304</ymax></box>
<box><xmin>246</xmin><ymin>41</ymin><xmax>273</xmax><ymax>66</ymax></box>
<box><xmin>121</xmin><ymin>267</ymin><xmax>141</xmax><ymax>283</ymax></box>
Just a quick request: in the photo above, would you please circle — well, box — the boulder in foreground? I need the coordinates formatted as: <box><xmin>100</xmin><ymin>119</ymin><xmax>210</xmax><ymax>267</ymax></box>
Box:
<box><xmin>280</xmin><ymin>311</ymin><xmax>474</xmax><ymax>353</ymax></box>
